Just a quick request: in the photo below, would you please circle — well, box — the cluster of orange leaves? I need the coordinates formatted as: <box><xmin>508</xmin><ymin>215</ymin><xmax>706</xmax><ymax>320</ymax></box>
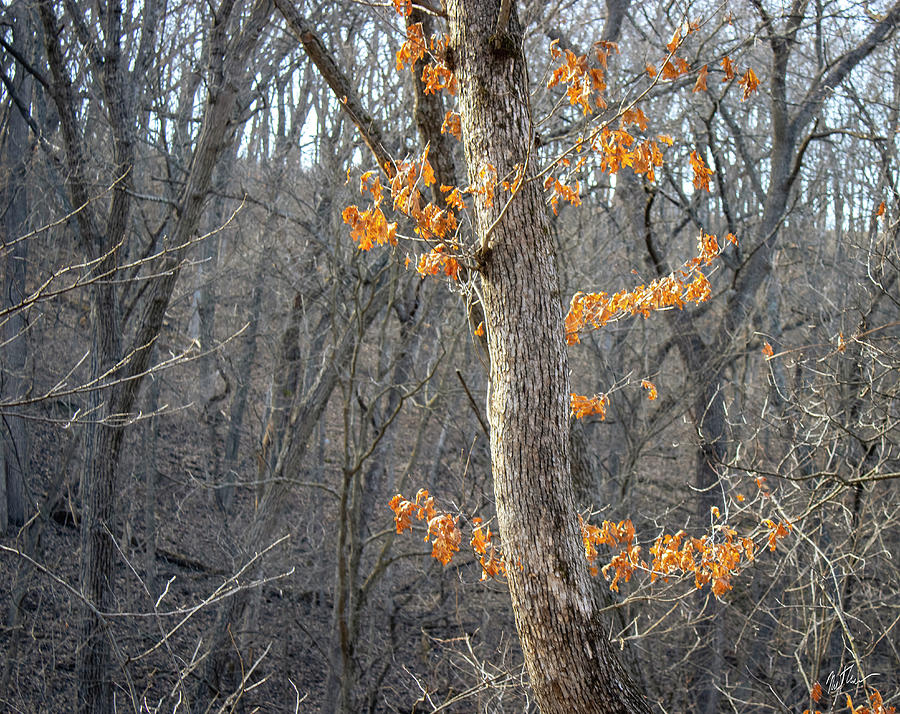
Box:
<box><xmin>441</xmin><ymin>110</ymin><xmax>461</xmax><ymax>140</ymax></box>
<box><xmin>396</xmin><ymin>22</ymin><xmax>456</xmax><ymax>95</ymax></box>
<box><xmin>567</xmin><ymin>233</ymin><xmax>734</xmax><ymax>419</ymax></box>
<box><xmin>389</xmin><ymin>490</ymin><xmax>511</xmax><ymax>579</ymax></box>
<box><xmin>414</xmin><ymin>243</ymin><xmax>460</xmax><ymax>279</ymax></box>
<box><xmin>544</xmin><ymin>176</ymin><xmax>582</xmax><ymax>215</ymax></box>
<box><xmin>552</xmin><ymin>76</ymin><xmax>670</xmax><ymax>184</ymax></box>
<box><xmin>725</xmin><ymin>58</ymin><xmax>761</xmax><ymax>100</ymax></box>
<box><xmin>591</xmin><ymin>127</ymin><xmax>669</xmax><ymax>181</ymax></box>
<box><xmin>646</xmin><ymin>24</ymin><xmax>698</xmax><ymax>80</ymax></box>
<box><xmin>346</xmin><ymin>6</ymin><xmax>463</xmax><ymax>274</ymax></box>
<box><xmin>388</xmin><ymin>489</ymin><xmax>461</xmax><ymax>565</ymax></box>
<box><xmin>582</xmin><ymin>513</ymin><xmax>791</xmax><ymax>598</ymax></box>
<box><xmin>803</xmin><ymin>685</ymin><xmax>897</xmax><ymax>714</ymax></box>
<box><xmin>570</xmin><ymin>392</ymin><xmax>610</xmax><ymax>420</ymax></box>
<box><xmin>647</xmin><ymin>24</ymin><xmax>761</xmax><ymax>102</ymax></box>
<box><xmin>390</xmin><ymin>490</ymin><xmax>793</xmax><ymax>601</ymax></box>
<box><xmin>580</xmin><ymin>516</ymin><xmax>641</xmax><ymax>589</ymax></box>
<box><xmin>470</xmin><ymin>518</ymin><xmax>510</xmax><ymax>579</ymax></box>
<box><xmin>547</xmin><ymin>39</ymin><xmax>618</xmax><ymax>114</ymax></box>
<box><xmin>395</xmin><ymin>21</ymin><xmax>426</xmax><ymax>72</ymax></box>
<box><xmin>344</xmin><ymin>153</ymin><xmax>521</xmax><ymax>281</ymax></box>
<box><xmin>342</xmin><ymin>171</ymin><xmax>397</xmax><ymax>252</ymax></box>
<box><xmin>390</xmin><ymin>148</ymin><xmax>457</xmax><ymax>243</ymax></box>
<box><xmin>343</xmin><ymin>147</ymin><xmax>464</xmax><ymax>279</ymax></box>
<box><xmin>545</xmin><ymin>33</ymin><xmax>753</xmax><ymax>210</ymax></box>
<box><xmin>692</xmin><ymin>57</ymin><xmax>759</xmax><ymax>100</ymax></box>
<box><xmin>565</xmin><ymin>230</ymin><xmax>738</xmax><ymax>345</ymax></box>
<box><xmin>649</xmin><ymin>525</ymin><xmax>755</xmax><ymax>597</ymax></box>
<box><xmin>690</xmin><ymin>149</ymin><xmax>715</xmax><ymax>191</ymax></box>
<box><xmin>570</xmin><ymin>380</ymin><xmax>655</xmax><ymax>422</ymax></box>
<box><xmin>762</xmin><ymin>518</ymin><xmax>793</xmax><ymax>550</ymax></box>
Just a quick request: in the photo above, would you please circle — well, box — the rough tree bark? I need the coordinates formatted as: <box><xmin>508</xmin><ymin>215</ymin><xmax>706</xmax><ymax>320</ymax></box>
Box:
<box><xmin>447</xmin><ymin>1</ymin><xmax>652</xmax><ymax>711</ymax></box>
<box><xmin>0</xmin><ymin>0</ymin><xmax>31</xmax><ymax>531</ymax></box>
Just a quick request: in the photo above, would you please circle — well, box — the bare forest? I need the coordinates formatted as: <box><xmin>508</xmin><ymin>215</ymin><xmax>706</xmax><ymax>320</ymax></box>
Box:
<box><xmin>1</xmin><ymin>0</ymin><xmax>899</xmax><ymax>712</ymax></box>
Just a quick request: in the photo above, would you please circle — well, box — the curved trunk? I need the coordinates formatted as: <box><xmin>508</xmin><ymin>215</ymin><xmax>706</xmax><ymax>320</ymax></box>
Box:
<box><xmin>447</xmin><ymin>2</ymin><xmax>650</xmax><ymax>711</ymax></box>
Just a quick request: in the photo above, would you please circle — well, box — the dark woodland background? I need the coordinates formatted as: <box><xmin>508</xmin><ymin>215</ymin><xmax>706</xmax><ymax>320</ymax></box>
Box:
<box><xmin>1</xmin><ymin>0</ymin><xmax>898</xmax><ymax>711</ymax></box>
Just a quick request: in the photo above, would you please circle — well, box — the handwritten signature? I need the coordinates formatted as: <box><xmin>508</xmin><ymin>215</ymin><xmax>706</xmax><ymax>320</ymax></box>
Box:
<box><xmin>825</xmin><ymin>665</ymin><xmax>879</xmax><ymax>695</ymax></box>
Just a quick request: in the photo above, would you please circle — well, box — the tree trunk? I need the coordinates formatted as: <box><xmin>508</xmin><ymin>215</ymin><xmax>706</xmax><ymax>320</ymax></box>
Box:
<box><xmin>1</xmin><ymin>0</ymin><xmax>32</xmax><ymax>531</ymax></box>
<box><xmin>36</xmin><ymin>2</ymin><xmax>274</xmax><ymax>710</ymax></box>
<box><xmin>447</xmin><ymin>2</ymin><xmax>651</xmax><ymax>711</ymax></box>
<box><xmin>196</xmin><ymin>269</ymin><xmax>387</xmax><ymax>710</ymax></box>
<box><xmin>141</xmin><ymin>375</ymin><xmax>162</xmax><ymax>597</ymax></box>
<box><xmin>219</xmin><ymin>253</ymin><xmax>266</xmax><ymax>512</ymax></box>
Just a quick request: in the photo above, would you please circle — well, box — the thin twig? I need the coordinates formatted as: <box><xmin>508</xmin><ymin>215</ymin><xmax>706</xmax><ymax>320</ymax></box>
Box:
<box><xmin>456</xmin><ymin>369</ymin><xmax>489</xmax><ymax>438</ymax></box>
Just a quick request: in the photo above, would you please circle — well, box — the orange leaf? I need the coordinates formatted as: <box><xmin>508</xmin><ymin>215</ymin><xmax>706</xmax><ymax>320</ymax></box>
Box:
<box><xmin>428</xmin><ymin>514</ymin><xmax>461</xmax><ymax>565</ymax></box>
<box><xmin>762</xmin><ymin>342</ymin><xmax>774</xmax><ymax>357</ymax></box>
<box><xmin>712</xmin><ymin>577</ymin><xmax>730</xmax><ymax>597</ymax></box>
<box><xmin>570</xmin><ymin>393</ymin><xmax>609</xmax><ymax>420</ymax></box>
<box><xmin>440</xmin><ymin>184</ymin><xmax>465</xmax><ymax>211</ymax></box>
<box><xmin>441</xmin><ymin>110</ymin><xmax>461</xmax><ymax>140</ymax></box>
<box><xmin>876</xmin><ymin>200</ymin><xmax>886</xmax><ymax>217</ymax></box>
<box><xmin>693</xmin><ymin>64</ymin><xmax>708</xmax><ymax>93</ymax></box>
<box><xmin>811</xmin><ymin>682</ymin><xmax>823</xmax><ymax>703</ymax></box>
<box><xmin>690</xmin><ymin>150</ymin><xmax>714</xmax><ymax>192</ymax></box>
<box><xmin>421</xmin><ymin>159</ymin><xmax>436</xmax><ymax>187</ymax></box>
<box><xmin>621</xmin><ymin>107</ymin><xmax>649</xmax><ymax>130</ymax></box>
<box><xmin>661</xmin><ymin>60</ymin><xmax>681</xmax><ymax>80</ymax></box>
<box><xmin>738</xmin><ymin>67</ymin><xmax>760</xmax><ymax>100</ymax></box>
<box><xmin>396</xmin><ymin>23</ymin><xmax>426</xmax><ymax>72</ymax></box>
<box><xmin>391</xmin><ymin>0</ymin><xmax>412</xmax><ymax>15</ymax></box>
<box><xmin>721</xmin><ymin>55</ymin><xmax>735</xmax><ymax>81</ymax></box>
<box><xmin>666</xmin><ymin>27</ymin><xmax>682</xmax><ymax>54</ymax></box>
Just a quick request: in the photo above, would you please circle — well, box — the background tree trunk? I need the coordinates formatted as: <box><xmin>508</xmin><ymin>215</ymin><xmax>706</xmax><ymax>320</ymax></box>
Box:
<box><xmin>0</xmin><ymin>0</ymin><xmax>32</xmax><ymax>531</ymax></box>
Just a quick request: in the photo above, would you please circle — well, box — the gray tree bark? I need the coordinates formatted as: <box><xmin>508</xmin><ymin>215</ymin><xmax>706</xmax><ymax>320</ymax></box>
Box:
<box><xmin>447</xmin><ymin>1</ymin><xmax>652</xmax><ymax>711</ymax></box>
<box><xmin>1</xmin><ymin>0</ymin><xmax>32</xmax><ymax>531</ymax></box>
